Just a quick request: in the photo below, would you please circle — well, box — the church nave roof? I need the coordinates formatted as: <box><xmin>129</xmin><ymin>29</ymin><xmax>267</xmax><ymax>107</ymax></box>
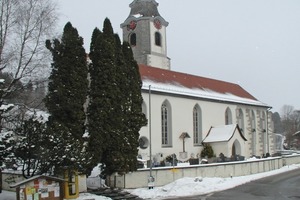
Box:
<box><xmin>139</xmin><ymin>64</ymin><xmax>270</xmax><ymax>108</ymax></box>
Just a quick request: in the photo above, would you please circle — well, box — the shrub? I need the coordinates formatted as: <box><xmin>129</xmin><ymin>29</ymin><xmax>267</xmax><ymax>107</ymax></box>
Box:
<box><xmin>201</xmin><ymin>143</ymin><xmax>214</xmax><ymax>158</ymax></box>
<box><xmin>165</xmin><ymin>154</ymin><xmax>178</xmax><ymax>164</ymax></box>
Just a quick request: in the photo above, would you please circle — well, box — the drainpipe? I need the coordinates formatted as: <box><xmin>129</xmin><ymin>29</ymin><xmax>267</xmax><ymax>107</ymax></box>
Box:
<box><xmin>149</xmin><ymin>85</ymin><xmax>152</xmax><ymax>176</ymax></box>
<box><xmin>266</xmin><ymin>107</ymin><xmax>272</xmax><ymax>155</ymax></box>
<box><xmin>148</xmin><ymin>85</ymin><xmax>154</xmax><ymax>189</ymax></box>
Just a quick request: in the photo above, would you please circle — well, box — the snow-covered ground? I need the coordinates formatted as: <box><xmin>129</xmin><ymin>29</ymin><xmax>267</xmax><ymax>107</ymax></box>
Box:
<box><xmin>1</xmin><ymin>163</ymin><xmax>300</xmax><ymax>200</ymax></box>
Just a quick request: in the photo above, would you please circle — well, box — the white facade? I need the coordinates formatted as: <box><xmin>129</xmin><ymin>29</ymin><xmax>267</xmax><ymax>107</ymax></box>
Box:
<box><xmin>138</xmin><ymin>86</ymin><xmax>274</xmax><ymax>162</ymax></box>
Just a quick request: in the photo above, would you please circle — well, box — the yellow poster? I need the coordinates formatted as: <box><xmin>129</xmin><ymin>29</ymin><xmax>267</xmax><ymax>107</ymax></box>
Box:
<box><xmin>26</xmin><ymin>187</ymin><xmax>33</xmax><ymax>195</ymax></box>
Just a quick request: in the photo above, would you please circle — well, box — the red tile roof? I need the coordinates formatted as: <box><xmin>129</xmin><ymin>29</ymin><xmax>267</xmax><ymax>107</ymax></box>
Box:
<box><xmin>139</xmin><ymin>64</ymin><xmax>257</xmax><ymax>101</ymax></box>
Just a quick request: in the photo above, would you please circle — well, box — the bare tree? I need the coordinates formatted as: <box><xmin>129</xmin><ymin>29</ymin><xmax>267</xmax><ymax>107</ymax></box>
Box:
<box><xmin>0</xmin><ymin>0</ymin><xmax>57</xmax><ymax>168</ymax></box>
<box><xmin>0</xmin><ymin>0</ymin><xmax>57</xmax><ymax>130</ymax></box>
<box><xmin>281</xmin><ymin>105</ymin><xmax>300</xmax><ymax>149</ymax></box>
<box><xmin>281</xmin><ymin>105</ymin><xmax>295</xmax><ymax>121</ymax></box>
<box><xmin>0</xmin><ymin>0</ymin><xmax>57</xmax><ymax>104</ymax></box>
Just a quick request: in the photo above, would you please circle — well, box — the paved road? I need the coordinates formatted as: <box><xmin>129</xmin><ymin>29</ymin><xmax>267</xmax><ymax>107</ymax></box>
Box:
<box><xmin>0</xmin><ymin>190</ymin><xmax>15</xmax><ymax>200</ymax></box>
<box><xmin>165</xmin><ymin>168</ymin><xmax>300</xmax><ymax>200</ymax></box>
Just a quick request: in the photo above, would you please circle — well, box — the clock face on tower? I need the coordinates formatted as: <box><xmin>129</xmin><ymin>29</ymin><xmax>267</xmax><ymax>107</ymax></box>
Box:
<box><xmin>154</xmin><ymin>19</ymin><xmax>162</xmax><ymax>29</ymax></box>
<box><xmin>127</xmin><ymin>20</ymin><xmax>137</xmax><ymax>31</ymax></box>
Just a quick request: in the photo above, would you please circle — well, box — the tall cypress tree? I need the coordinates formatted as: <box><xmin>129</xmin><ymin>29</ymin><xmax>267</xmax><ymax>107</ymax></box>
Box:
<box><xmin>45</xmin><ymin>22</ymin><xmax>88</xmax><ymax>173</ymax></box>
<box><xmin>87</xmin><ymin>18</ymin><xmax>123</xmax><ymax>175</ymax></box>
<box><xmin>86</xmin><ymin>27</ymin><xmax>104</xmax><ymax>173</ymax></box>
<box><xmin>101</xmin><ymin>34</ymin><xmax>132</xmax><ymax>175</ymax></box>
<box><xmin>87</xmin><ymin>18</ymin><xmax>146</xmax><ymax>176</ymax></box>
<box><xmin>121</xmin><ymin>41</ymin><xmax>147</xmax><ymax>172</ymax></box>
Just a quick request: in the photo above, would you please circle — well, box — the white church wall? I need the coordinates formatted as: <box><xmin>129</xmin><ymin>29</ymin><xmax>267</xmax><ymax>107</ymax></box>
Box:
<box><xmin>139</xmin><ymin>92</ymin><xmax>197</xmax><ymax>161</ymax></box>
<box><xmin>210</xmin><ymin>142</ymin><xmax>228</xmax><ymax>157</ymax></box>
<box><xmin>139</xmin><ymin>91</ymin><xmax>273</xmax><ymax>163</ymax></box>
<box><xmin>140</xmin><ymin>92</ymin><xmax>236</xmax><ymax>161</ymax></box>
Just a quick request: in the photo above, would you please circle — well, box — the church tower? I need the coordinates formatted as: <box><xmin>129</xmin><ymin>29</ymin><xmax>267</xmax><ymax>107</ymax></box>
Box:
<box><xmin>121</xmin><ymin>0</ymin><xmax>170</xmax><ymax>70</ymax></box>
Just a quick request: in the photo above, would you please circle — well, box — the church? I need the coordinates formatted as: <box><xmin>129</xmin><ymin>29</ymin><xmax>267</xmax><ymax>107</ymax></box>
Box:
<box><xmin>121</xmin><ymin>0</ymin><xmax>274</xmax><ymax>164</ymax></box>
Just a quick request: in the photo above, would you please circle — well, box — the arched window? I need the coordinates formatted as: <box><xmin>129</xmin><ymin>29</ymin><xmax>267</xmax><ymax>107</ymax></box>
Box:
<box><xmin>225</xmin><ymin>107</ymin><xmax>232</xmax><ymax>125</ymax></box>
<box><xmin>129</xmin><ymin>33</ymin><xmax>136</xmax><ymax>46</ymax></box>
<box><xmin>161</xmin><ymin>100</ymin><xmax>172</xmax><ymax>146</ymax></box>
<box><xmin>193</xmin><ymin>105</ymin><xmax>202</xmax><ymax>145</ymax></box>
<box><xmin>155</xmin><ymin>32</ymin><xmax>161</xmax><ymax>46</ymax></box>
<box><xmin>142</xmin><ymin>101</ymin><xmax>147</xmax><ymax>126</ymax></box>
<box><xmin>237</xmin><ymin>108</ymin><xmax>244</xmax><ymax>134</ymax></box>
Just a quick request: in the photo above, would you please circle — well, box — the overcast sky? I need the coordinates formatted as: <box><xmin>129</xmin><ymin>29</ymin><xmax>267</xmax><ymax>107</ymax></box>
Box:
<box><xmin>56</xmin><ymin>0</ymin><xmax>300</xmax><ymax>113</ymax></box>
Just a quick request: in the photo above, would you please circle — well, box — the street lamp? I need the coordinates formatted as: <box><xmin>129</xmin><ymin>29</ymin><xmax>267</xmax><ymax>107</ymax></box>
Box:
<box><xmin>148</xmin><ymin>85</ymin><xmax>154</xmax><ymax>189</ymax></box>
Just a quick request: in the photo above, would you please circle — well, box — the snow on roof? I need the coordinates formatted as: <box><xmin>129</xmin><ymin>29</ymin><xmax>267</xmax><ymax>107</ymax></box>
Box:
<box><xmin>139</xmin><ymin>65</ymin><xmax>270</xmax><ymax>108</ymax></box>
<box><xmin>203</xmin><ymin>124</ymin><xmax>247</xmax><ymax>143</ymax></box>
<box><xmin>10</xmin><ymin>175</ymin><xmax>65</xmax><ymax>188</ymax></box>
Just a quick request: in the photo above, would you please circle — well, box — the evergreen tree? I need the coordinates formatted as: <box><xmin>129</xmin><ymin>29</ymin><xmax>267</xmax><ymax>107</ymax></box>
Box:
<box><xmin>100</xmin><ymin>34</ymin><xmax>131</xmax><ymax>175</ymax></box>
<box><xmin>85</xmin><ymin>27</ymin><xmax>105</xmax><ymax>174</ymax></box>
<box><xmin>201</xmin><ymin>143</ymin><xmax>214</xmax><ymax>158</ymax></box>
<box><xmin>45</xmin><ymin>22</ymin><xmax>88</xmax><ymax>173</ymax></box>
<box><xmin>14</xmin><ymin>117</ymin><xmax>48</xmax><ymax>178</ymax></box>
<box><xmin>0</xmin><ymin>131</ymin><xmax>15</xmax><ymax>168</ymax></box>
<box><xmin>87</xmin><ymin>18</ymin><xmax>124</xmax><ymax>175</ymax></box>
<box><xmin>44</xmin><ymin>121</ymin><xmax>85</xmax><ymax>175</ymax></box>
<box><xmin>118</xmin><ymin>41</ymin><xmax>147</xmax><ymax>173</ymax></box>
<box><xmin>87</xmin><ymin>18</ymin><xmax>146</xmax><ymax>176</ymax></box>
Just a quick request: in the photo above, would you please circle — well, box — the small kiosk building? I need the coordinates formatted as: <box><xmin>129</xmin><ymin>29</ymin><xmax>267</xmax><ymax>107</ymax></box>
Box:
<box><xmin>10</xmin><ymin>175</ymin><xmax>65</xmax><ymax>200</ymax></box>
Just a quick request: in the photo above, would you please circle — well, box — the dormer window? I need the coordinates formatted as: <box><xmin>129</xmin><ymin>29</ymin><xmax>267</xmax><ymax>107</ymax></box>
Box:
<box><xmin>155</xmin><ymin>32</ymin><xmax>161</xmax><ymax>46</ymax></box>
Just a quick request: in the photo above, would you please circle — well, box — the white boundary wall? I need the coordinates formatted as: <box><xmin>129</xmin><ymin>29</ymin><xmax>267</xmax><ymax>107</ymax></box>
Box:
<box><xmin>110</xmin><ymin>155</ymin><xmax>300</xmax><ymax>189</ymax></box>
<box><xmin>2</xmin><ymin>155</ymin><xmax>300</xmax><ymax>191</ymax></box>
